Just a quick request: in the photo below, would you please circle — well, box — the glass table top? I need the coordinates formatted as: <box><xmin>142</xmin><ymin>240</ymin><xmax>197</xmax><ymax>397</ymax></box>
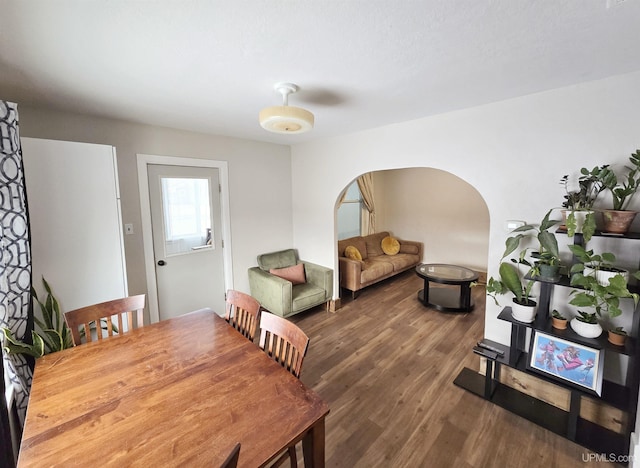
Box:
<box><xmin>417</xmin><ymin>263</ymin><xmax>478</xmax><ymax>281</ymax></box>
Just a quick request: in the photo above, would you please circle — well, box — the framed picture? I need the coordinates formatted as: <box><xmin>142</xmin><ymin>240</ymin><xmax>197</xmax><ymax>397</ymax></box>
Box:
<box><xmin>527</xmin><ymin>330</ymin><xmax>604</xmax><ymax>396</ymax></box>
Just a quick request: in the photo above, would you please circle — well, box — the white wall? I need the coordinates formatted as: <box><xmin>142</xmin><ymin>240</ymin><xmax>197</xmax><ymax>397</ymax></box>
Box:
<box><xmin>17</xmin><ymin>107</ymin><xmax>292</xmax><ymax>315</ymax></box>
<box><xmin>291</xmin><ymin>70</ymin><xmax>640</xmax><ymax>346</ymax></box>
<box><xmin>373</xmin><ymin>168</ymin><xmax>489</xmax><ymax>272</ymax></box>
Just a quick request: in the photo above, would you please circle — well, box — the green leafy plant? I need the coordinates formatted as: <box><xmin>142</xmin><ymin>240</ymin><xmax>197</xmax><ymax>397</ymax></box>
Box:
<box><xmin>486</xmin><ymin>211</ymin><xmax>561</xmax><ymax>305</ymax></box>
<box><xmin>610</xmin><ymin>326</ymin><xmax>627</xmax><ymax>336</ymax></box>
<box><xmin>575</xmin><ymin>311</ymin><xmax>598</xmax><ymax>324</ymax></box>
<box><xmin>504</xmin><ymin>209</ymin><xmax>561</xmax><ymax>268</ymax></box>
<box><xmin>597</xmin><ymin>150</ymin><xmax>640</xmax><ymax>211</ymax></box>
<box><xmin>568</xmin><ymin>244</ymin><xmax>617</xmax><ymax>272</ymax></box>
<box><xmin>560</xmin><ymin>166</ymin><xmax>609</xmax><ymax>242</ymax></box>
<box><xmin>487</xmin><ymin>261</ymin><xmax>536</xmax><ymax>307</ymax></box>
<box><xmin>570</xmin><ymin>273</ymin><xmax>640</xmax><ymax>319</ymax></box>
<box><xmin>551</xmin><ymin>309</ymin><xmax>566</xmax><ymax>320</ymax></box>
<box><xmin>2</xmin><ymin>277</ymin><xmax>73</xmax><ymax>358</ymax></box>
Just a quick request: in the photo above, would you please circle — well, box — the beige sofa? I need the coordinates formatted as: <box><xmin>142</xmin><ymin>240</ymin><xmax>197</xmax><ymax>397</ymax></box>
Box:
<box><xmin>338</xmin><ymin>231</ymin><xmax>423</xmax><ymax>298</ymax></box>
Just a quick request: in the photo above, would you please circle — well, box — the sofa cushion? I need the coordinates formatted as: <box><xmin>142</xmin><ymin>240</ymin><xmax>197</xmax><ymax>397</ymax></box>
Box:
<box><xmin>365</xmin><ymin>231</ymin><xmax>389</xmax><ymax>257</ymax></box>
<box><xmin>399</xmin><ymin>243</ymin><xmax>419</xmax><ymax>254</ymax></box>
<box><xmin>257</xmin><ymin>249</ymin><xmax>298</xmax><ymax>271</ymax></box>
<box><xmin>345</xmin><ymin>245</ymin><xmax>363</xmax><ymax>261</ymax></box>
<box><xmin>381</xmin><ymin>236</ymin><xmax>400</xmax><ymax>255</ymax></box>
<box><xmin>385</xmin><ymin>253</ymin><xmax>420</xmax><ymax>272</ymax></box>
<box><xmin>270</xmin><ymin>263</ymin><xmax>306</xmax><ymax>285</ymax></box>
<box><xmin>361</xmin><ymin>258</ymin><xmax>393</xmax><ymax>283</ymax></box>
<box><xmin>292</xmin><ymin>283</ymin><xmax>326</xmax><ymax>313</ymax></box>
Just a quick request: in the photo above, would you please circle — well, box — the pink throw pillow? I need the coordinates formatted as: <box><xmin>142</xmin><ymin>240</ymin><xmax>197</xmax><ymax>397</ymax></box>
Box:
<box><xmin>269</xmin><ymin>263</ymin><xmax>306</xmax><ymax>285</ymax></box>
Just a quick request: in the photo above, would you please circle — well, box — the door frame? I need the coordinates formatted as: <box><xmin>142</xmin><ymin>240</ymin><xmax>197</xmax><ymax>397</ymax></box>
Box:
<box><xmin>137</xmin><ymin>154</ymin><xmax>233</xmax><ymax>323</ymax></box>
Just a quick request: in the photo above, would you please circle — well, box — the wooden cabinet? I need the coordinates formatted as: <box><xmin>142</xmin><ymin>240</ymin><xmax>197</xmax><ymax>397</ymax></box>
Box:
<box><xmin>454</xmin><ymin>230</ymin><xmax>640</xmax><ymax>457</ymax></box>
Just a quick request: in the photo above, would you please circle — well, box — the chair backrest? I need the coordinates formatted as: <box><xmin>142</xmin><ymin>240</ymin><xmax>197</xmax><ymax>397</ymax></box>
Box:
<box><xmin>224</xmin><ymin>290</ymin><xmax>261</xmax><ymax>341</ymax></box>
<box><xmin>258</xmin><ymin>312</ymin><xmax>309</xmax><ymax>378</ymax></box>
<box><xmin>256</xmin><ymin>249</ymin><xmax>298</xmax><ymax>271</ymax></box>
<box><xmin>219</xmin><ymin>442</ymin><xmax>240</xmax><ymax>468</ymax></box>
<box><xmin>64</xmin><ymin>294</ymin><xmax>146</xmax><ymax>346</ymax></box>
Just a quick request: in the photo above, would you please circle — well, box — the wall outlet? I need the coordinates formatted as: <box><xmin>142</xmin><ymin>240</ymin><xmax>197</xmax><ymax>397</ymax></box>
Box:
<box><xmin>124</xmin><ymin>223</ymin><xmax>134</xmax><ymax>235</ymax></box>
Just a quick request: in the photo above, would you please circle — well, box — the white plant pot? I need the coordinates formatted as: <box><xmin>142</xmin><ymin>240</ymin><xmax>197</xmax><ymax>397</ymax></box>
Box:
<box><xmin>570</xmin><ymin>317</ymin><xmax>603</xmax><ymax>338</ymax></box>
<box><xmin>511</xmin><ymin>298</ymin><xmax>537</xmax><ymax>323</ymax></box>
<box><xmin>584</xmin><ymin>265</ymin><xmax>629</xmax><ymax>286</ymax></box>
<box><xmin>569</xmin><ymin>210</ymin><xmax>594</xmax><ymax>233</ymax></box>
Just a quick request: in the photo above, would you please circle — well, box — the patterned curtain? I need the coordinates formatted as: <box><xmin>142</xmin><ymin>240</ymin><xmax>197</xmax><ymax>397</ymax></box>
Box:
<box><xmin>0</xmin><ymin>101</ymin><xmax>33</xmax><ymax>426</ymax></box>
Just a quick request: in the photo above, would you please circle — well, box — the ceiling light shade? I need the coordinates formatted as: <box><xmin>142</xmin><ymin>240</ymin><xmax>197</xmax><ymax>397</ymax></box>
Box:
<box><xmin>259</xmin><ymin>82</ymin><xmax>314</xmax><ymax>134</ymax></box>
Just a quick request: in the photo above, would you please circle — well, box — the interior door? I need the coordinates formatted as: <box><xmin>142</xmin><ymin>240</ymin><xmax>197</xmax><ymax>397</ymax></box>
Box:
<box><xmin>148</xmin><ymin>164</ymin><xmax>225</xmax><ymax>320</ymax></box>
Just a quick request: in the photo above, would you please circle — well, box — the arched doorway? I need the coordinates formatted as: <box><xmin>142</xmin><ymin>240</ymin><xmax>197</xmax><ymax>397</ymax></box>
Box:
<box><xmin>335</xmin><ymin>167</ymin><xmax>490</xmax><ymax>300</ymax></box>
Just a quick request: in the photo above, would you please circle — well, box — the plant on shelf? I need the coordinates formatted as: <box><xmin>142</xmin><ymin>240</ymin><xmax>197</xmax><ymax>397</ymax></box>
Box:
<box><xmin>608</xmin><ymin>326</ymin><xmax>628</xmax><ymax>346</ymax></box>
<box><xmin>506</xmin><ymin>210</ymin><xmax>562</xmax><ymax>279</ymax></box>
<box><xmin>551</xmin><ymin>309</ymin><xmax>568</xmax><ymax>330</ymax></box>
<box><xmin>1</xmin><ymin>277</ymin><xmax>74</xmax><ymax>358</ymax></box>
<box><xmin>560</xmin><ymin>166</ymin><xmax>609</xmax><ymax>242</ymax></box>
<box><xmin>596</xmin><ymin>149</ymin><xmax>640</xmax><ymax>233</ymax></box>
<box><xmin>569</xmin><ymin>270</ymin><xmax>640</xmax><ymax>319</ymax></box>
<box><xmin>569</xmin><ymin>310</ymin><xmax>603</xmax><ymax>338</ymax></box>
<box><xmin>487</xmin><ymin>234</ymin><xmax>539</xmax><ymax>322</ymax></box>
<box><xmin>568</xmin><ymin>244</ymin><xmax>635</xmax><ymax>287</ymax></box>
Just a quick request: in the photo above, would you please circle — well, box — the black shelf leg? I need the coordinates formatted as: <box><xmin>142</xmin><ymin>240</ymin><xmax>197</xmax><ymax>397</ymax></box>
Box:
<box><xmin>568</xmin><ymin>390</ymin><xmax>581</xmax><ymax>440</ymax></box>
<box><xmin>484</xmin><ymin>360</ymin><xmax>494</xmax><ymax>399</ymax></box>
<box><xmin>510</xmin><ymin>324</ymin><xmax>526</xmax><ymax>364</ymax></box>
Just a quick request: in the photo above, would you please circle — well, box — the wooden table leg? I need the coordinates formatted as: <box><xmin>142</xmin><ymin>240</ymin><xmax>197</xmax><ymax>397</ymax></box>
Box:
<box><xmin>302</xmin><ymin>418</ymin><xmax>325</xmax><ymax>468</ymax></box>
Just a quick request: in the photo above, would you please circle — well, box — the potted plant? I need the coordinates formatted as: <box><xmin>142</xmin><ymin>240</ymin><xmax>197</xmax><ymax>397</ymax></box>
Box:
<box><xmin>551</xmin><ymin>309</ymin><xmax>568</xmax><ymax>330</ymax></box>
<box><xmin>502</xmin><ymin>210</ymin><xmax>562</xmax><ymax>280</ymax></box>
<box><xmin>570</xmin><ymin>311</ymin><xmax>603</xmax><ymax>338</ymax></box>
<box><xmin>608</xmin><ymin>326</ymin><xmax>627</xmax><ymax>346</ymax></box>
<box><xmin>569</xmin><ymin>267</ymin><xmax>639</xmax><ymax>338</ymax></box>
<box><xmin>487</xmin><ymin>261</ymin><xmax>537</xmax><ymax>323</ymax></box>
<box><xmin>569</xmin><ymin>244</ymin><xmax>632</xmax><ymax>286</ymax></box>
<box><xmin>596</xmin><ymin>149</ymin><xmax>640</xmax><ymax>234</ymax></box>
<box><xmin>560</xmin><ymin>166</ymin><xmax>609</xmax><ymax>242</ymax></box>
<box><xmin>2</xmin><ymin>277</ymin><xmax>73</xmax><ymax>358</ymax></box>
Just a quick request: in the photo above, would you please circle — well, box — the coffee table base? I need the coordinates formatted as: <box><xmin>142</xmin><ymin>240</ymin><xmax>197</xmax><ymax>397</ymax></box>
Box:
<box><xmin>418</xmin><ymin>287</ymin><xmax>474</xmax><ymax>313</ymax></box>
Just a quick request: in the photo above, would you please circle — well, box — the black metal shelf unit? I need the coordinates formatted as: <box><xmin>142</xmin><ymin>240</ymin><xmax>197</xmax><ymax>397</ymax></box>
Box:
<box><xmin>454</xmin><ymin>230</ymin><xmax>640</xmax><ymax>458</ymax></box>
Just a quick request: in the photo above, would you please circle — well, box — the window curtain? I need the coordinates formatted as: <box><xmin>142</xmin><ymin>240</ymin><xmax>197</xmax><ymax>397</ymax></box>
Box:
<box><xmin>357</xmin><ymin>172</ymin><xmax>376</xmax><ymax>235</ymax></box>
<box><xmin>0</xmin><ymin>101</ymin><xmax>33</xmax><ymax>429</ymax></box>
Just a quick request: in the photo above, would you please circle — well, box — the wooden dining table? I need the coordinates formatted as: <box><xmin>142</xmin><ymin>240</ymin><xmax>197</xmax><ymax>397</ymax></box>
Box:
<box><xmin>17</xmin><ymin>308</ymin><xmax>329</xmax><ymax>467</ymax></box>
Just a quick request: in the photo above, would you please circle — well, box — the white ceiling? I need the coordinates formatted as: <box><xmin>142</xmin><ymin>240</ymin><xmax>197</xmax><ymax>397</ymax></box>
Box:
<box><xmin>1</xmin><ymin>0</ymin><xmax>640</xmax><ymax>145</ymax></box>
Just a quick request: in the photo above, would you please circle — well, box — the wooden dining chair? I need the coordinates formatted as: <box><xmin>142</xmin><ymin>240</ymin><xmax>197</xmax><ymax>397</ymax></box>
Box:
<box><xmin>224</xmin><ymin>289</ymin><xmax>261</xmax><ymax>342</ymax></box>
<box><xmin>259</xmin><ymin>311</ymin><xmax>310</xmax><ymax>468</ymax></box>
<box><xmin>258</xmin><ymin>311</ymin><xmax>310</xmax><ymax>378</ymax></box>
<box><xmin>64</xmin><ymin>294</ymin><xmax>146</xmax><ymax>345</ymax></box>
<box><xmin>219</xmin><ymin>442</ymin><xmax>241</xmax><ymax>468</ymax></box>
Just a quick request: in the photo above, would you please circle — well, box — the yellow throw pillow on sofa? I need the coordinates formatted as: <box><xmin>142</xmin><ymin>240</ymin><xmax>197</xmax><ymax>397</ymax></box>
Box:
<box><xmin>381</xmin><ymin>236</ymin><xmax>400</xmax><ymax>255</ymax></box>
<box><xmin>345</xmin><ymin>245</ymin><xmax>363</xmax><ymax>261</ymax></box>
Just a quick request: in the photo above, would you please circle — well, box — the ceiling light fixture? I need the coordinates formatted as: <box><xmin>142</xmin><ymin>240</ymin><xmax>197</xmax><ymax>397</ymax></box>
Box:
<box><xmin>259</xmin><ymin>82</ymin><xmax>314</xmax><ymax>134</ymax></box>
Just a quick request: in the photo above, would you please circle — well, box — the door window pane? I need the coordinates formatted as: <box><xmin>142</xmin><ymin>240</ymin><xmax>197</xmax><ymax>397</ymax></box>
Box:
<box><xmin>161</xmin><ymin>177</ymin><xmax>212</xmax><ymax>255</ymax></box>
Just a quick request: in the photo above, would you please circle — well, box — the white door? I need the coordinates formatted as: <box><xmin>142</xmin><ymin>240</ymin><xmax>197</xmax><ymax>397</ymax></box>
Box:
<box><xmin>22</xmin><ymin>138</ymin><xmax>128</xmax><ymax>310</ymax></box>
<box><xmin>147</xmin><ymin>164</ymin><xmax>226</xmax><ymax>320</ymax></box>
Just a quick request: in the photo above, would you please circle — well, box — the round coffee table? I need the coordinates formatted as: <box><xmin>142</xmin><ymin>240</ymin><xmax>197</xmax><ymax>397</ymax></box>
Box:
<box><xmin>415</xmin><ymin>263</ymin><xmax>478</xmax><ymax>312</ymax></box>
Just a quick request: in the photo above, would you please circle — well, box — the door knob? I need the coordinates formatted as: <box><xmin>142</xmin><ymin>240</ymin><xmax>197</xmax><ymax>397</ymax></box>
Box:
<box><xmin>157</xmin><ymin>260</ymin><xmax>166</xmax><ymax>266</ymax></box>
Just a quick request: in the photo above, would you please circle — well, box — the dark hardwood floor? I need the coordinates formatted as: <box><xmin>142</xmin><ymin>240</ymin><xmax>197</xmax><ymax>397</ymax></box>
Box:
<box><xmin>291</xmin><ymin>270</ymin><xmax>620</xmax><ymax>468</ymax></box>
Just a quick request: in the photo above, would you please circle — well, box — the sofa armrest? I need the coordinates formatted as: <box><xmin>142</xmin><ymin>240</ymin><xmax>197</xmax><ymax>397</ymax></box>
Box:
<box><xmin>338</xmin><ymin>256</ymin><xmax>363</xmax><ymax>292</ymax></box>
<box><xmin>302</xmin><ymin>261</ymin><xmax>333</xmax><ymax>300</ymax></box>
<box><xmin>248</xmin><ymin>267</ymin><xmax>292</xmax><ymax>317</ymax></box>
<box><xmin>398</xmin><ymin>239</ymin><xmax>423</xmax><ymax>261</ymax></box>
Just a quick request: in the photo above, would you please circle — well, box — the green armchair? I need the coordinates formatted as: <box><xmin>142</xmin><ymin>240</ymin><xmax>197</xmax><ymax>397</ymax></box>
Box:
<box><xmin>248</xmin><ymin>249</ymin><xmax>333</xmax><ymax>318</ymax></box>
